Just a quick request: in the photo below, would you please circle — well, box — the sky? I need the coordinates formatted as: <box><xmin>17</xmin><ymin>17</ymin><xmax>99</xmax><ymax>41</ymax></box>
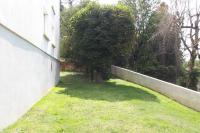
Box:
<box><xmin>98</xmin><ymin>0</ymin><xmax>197</xmax><ymax>8</ymax></box>
<box><xmin>98</xmin><ymin>0</ymin><xmax>118</xmax><ymax>5</ymax></box>
<box><xmin>99</xmin><ymin>0</ymin><xmax>168</xmax><ymax>5</ymax></box>
<box><xmin>65</xmin><ymin>0</ymin><xmax>197</xmax><ymax>9</ymax></box>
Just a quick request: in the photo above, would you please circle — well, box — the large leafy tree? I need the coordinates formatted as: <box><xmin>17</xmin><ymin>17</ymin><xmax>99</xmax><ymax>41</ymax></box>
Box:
<box><xmin>120</xmin><ymin>0</ymin><xmax>183</xmax><ymax>83</ymax></box>
<box><xmin>60</xmin><ymin>0</ymin><xmax>92</xmax><ymax>58</ymax></box>
<box><xmin>68</xmin><ymin>3</ymin><xmax>134</xmax><ymax>81</ymax></box>
<box><xmin>119</xmin><ymin>0</ymin><xmax>160</xmax><ymax>68</ymax></box>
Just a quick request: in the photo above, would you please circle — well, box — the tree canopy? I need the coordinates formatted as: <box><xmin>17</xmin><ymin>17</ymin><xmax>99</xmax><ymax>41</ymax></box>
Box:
<box><xmin>60</xmin><ymin>0</ymin><xmax>199</xmax><ymax>90</ymax></box>
<box><xmin>65</xmin><ymin>2</ymin><xmax>134</xmax><ymax>81</ymax></box>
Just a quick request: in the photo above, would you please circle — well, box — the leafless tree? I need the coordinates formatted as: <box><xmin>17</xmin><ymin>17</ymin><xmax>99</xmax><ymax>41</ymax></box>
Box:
<box><xmin>153</xmin><ymin>0</ymin><xmax>200</xmax><ymax>88</ymax></box>
<box><xmin>172</xmin><ymin>0</ymin><xmax>200</xmax><ymax>87</ymax></box>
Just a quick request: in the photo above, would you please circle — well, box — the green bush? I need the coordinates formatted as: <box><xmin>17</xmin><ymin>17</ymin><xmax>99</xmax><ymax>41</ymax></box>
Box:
<box><xmin>177</xmin><ymin>69</ymin><xmax>200</xmax><ymax>90</ymax></box>
<box><xmin>139</xmin><ymin>65</ymin><xmax>176</xmax><ymax>83</ymax></box>
<box><xmin>67</xmin><ymin>3</ymin><xmax>135</xmax><ymax>81</ymax></box>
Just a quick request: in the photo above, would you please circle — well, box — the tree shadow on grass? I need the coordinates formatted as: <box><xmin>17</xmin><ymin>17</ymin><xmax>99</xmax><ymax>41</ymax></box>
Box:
<box><xmin>56</xmin><ymin>72</ymin><xmax>159</xmax><ymax>102</ymax></box>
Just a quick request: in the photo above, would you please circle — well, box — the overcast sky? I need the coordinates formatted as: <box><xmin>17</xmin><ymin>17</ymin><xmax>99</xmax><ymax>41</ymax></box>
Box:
<box><xmin>98</xmin><ymin>0</ymin><xmax>197</xmax><ymax>8</ymax></box>
<box><xmin>98</xmin><ymin>0</ymin><xmax>118</xmax><ymax>4</ymax></box>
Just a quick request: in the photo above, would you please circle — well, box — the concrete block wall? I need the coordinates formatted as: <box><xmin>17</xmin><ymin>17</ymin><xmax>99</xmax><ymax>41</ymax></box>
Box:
<box><xmin>111</xmin><ymin>65</ymin><xmax>200</xmax><ymax>112</ymax></box>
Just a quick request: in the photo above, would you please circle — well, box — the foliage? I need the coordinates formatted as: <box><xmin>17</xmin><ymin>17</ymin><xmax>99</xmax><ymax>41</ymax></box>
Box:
<box><xmin>120</xmin><ymin>1</ymin><xmax>183</xmax><ymax>83</ymax></box>
<box><xmin>177</xmin><ymin>69</ymin><xmax>200</xmax><ymax>90</ymax></box>
<box><xmin>60</xmin><ymin>6</ymin><xmax>77</xmax><ymax>58</ymax></box>
<box><xmin>60</xmin><ymin>0</ymin><xmax>92</xmax><ymax>59</ymax></box>
<box><xmin>68</xmin><ymin>3</ymin><xmax>134</xmax><ymax>81</ymax></box>
<box><xmin>177</xmin><ymin>61</ymin><xmax>200</xmax><ymax>90</ymax></box>
<box><xmin>61</xmin><ymin>0</ymin><xmax>190</xmax><ymax>90</ymax></box>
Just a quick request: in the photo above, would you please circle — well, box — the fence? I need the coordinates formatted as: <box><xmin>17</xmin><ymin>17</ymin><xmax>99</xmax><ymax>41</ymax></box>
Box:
<box><xmin>111</xmin><ymin>65</ymin><xmax>200</xmax><ymax>112</ymax></box>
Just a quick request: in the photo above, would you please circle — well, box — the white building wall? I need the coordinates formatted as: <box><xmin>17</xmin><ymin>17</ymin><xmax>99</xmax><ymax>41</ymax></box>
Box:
<box><xmin>0</xmin><ymin>0</ymin><xmax>60</xmax><ymax>58</ymax></box>
<box><xmin>0</xmin><ymin>0</ymin><xmax>60</xmax><ymax>130</ymax></box>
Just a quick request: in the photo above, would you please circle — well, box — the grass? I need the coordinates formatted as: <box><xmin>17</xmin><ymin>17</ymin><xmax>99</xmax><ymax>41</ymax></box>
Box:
<box><xmin>3</xmin><ymin>72</ymin><xmax>200</xmax><ymax>133</ymax></box>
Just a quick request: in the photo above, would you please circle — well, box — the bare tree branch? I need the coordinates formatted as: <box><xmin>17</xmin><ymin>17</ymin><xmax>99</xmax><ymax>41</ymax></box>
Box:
<box><xmin>180</xmin><ymin>36</ymin><xmax>192</xmax><ymax>54</ymax></box>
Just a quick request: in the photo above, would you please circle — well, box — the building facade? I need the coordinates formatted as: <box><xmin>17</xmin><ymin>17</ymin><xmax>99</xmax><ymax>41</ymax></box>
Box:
<box><xmin>0</xmin><ymin>0</ymin><xmax>60</xmax><ymax>129</ymax></box>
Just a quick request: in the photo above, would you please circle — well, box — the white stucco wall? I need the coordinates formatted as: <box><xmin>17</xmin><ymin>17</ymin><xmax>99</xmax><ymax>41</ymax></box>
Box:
<box><xmin>112</xmin><ymin>65</ymin><xmax>200</xmax><ymax>112</ymax></box>
<box><xmin>0</xmin><ymin>0</ymin><xmax>60</xmax><ymax>58</ymax></box>
<box><xmin>0</xmin><ymin>0</ymin><xmax>60</xmax><ymax>130</ymax></box>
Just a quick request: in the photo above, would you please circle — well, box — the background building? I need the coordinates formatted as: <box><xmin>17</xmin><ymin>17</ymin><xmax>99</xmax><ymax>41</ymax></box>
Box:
<box><xmin>0</xmin><ymin>0</ymin><xmax>60</xmax><ymax>129</ymax></box>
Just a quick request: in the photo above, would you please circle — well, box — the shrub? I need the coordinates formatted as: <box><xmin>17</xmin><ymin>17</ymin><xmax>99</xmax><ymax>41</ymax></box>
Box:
<box><xmin>68</xmin><ymin>3</ymin><xmax>135</xmax><ymax>81</ymax></box>
<box><xmin>177</xmin><ymin>69</ymin><xmax>200</xmax><ymax>90</ymax></box>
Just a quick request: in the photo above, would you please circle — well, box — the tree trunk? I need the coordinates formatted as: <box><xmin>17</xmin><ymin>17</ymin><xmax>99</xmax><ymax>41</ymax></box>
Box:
<box><xmin>186</xmin><ymin>54</ymin><xmax>196</xmax><ymax>88</ymax></box>
<box><xmin>90</xmin><ymin>67</ymin><xmax>94</xmax><ymax>81</ymax></box>
<box><xmin>94</xmin><ymin>70</ymin><xmax>103</xmax><ymax>83</ymax></box>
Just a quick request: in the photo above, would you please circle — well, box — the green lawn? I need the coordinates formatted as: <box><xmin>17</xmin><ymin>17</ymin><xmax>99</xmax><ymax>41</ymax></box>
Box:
<box><xmin>3</xmin><ymin>72</ymin><xmax>200</xmax><ymax>133</ymax></box>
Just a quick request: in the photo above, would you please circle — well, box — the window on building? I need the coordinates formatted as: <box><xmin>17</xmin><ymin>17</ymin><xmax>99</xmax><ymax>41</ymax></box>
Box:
<box><xmin>51</xmin><ymin>61</ymin><xmax>53</xmax><ymax>72</ymax></box>
<box><xmin>52</xmin><ymin>6</ymin><xmax>56</xmax><ymax>15</ymax></box>
<box><xmin>51</xmin><ymin>44</ymin><xmax>55</xmax><ymax>57</ymax></box>
<box><xmin>43</xmin><ymin>9</ymin><xmax>49</xmax><ymax>41</ymax></box>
